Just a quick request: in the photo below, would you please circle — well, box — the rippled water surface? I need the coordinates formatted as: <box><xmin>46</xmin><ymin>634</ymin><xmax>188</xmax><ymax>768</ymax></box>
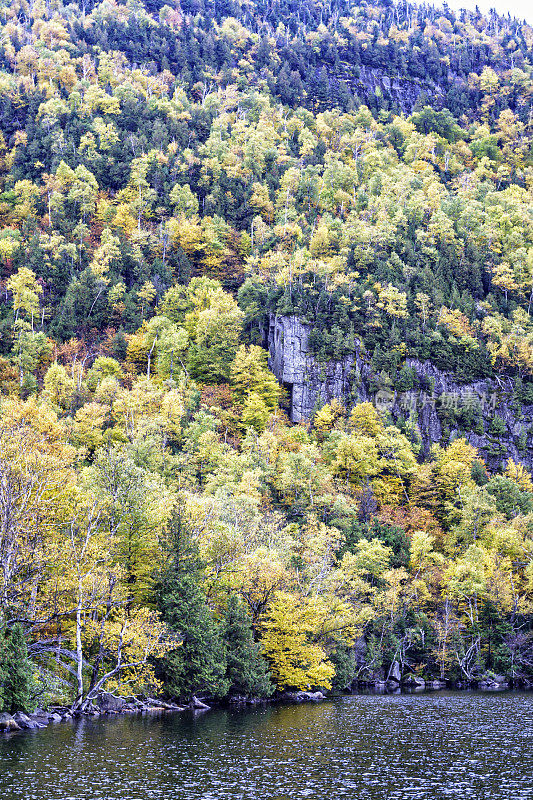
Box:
<box><xmin>0</xmin><ymin>692</ymin><xmax>532</xmax><ymax>799</ymax></box>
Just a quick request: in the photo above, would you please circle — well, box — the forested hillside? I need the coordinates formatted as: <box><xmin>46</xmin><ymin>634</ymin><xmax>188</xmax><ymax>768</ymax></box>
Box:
<box><xmin>1</xmin><ymin>0</ymin><xmax>533</xmax><ymax>715</ymax></box>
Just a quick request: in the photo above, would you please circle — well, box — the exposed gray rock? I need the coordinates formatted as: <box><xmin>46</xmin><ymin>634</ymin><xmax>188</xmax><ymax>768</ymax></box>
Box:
<box><xmin>96</xmin><ymin>693</ymin><xmax>127</xmax><ymax>712</ymax></box>
<box><xmin>268</xmin><ymin>314</ymin><xmax>354</xmax><ymax>422</ymax></box>
<box><xmin>306</xmin><ymin>691</ymin><xmax>326</xmax><ymax>701</ymax></box>
<box><xmin>279</xmin><ymin>690</ymin><xmax>325</xmax><ymax>703</ymax></box>
<box><xmin>402</xmin><ymin>359</ymin><xmax>533</xmax><ymax>470</ymax></box>
<box><xmin>401</xmin><ymin>675</ymin><xmax>425</xmax><ymax>688</ymax></box>
<box><xmin>190</xmin><ymin>696</ymin><xmax>210</xmax><ymax>710</ymax></box>
<box><xmin>229</xmin><ymin>694</ymin><xmax>266</xmax><ymax>706</ymax></box>
<box><xmin>228</xmin><ymin>694</ymin><xmax>248</xmax><ymax>705</ymax></box>
<box><xmin>327</xmin><ymin>63</ymin><xmax>449</xmax><ymax>115</ymax></box>
<box><xmin>284</xmin><ymin>691</ymin><xmax>299</xmax><ymax>702</ymax></box>
<box><xmin>389</xmin><ymin>661</ymin><xmax>401</xmax><ymax>683</ymax></box>
<box><xmin>144</xmin><ymin>699</ymin><xmax>185</xmax><ymax>711</ymax></box>
<box><xmin>478</xmin><ymin>680</ymin><xmax>502</xmax><ymax>690</ymax></box>
<box><xmin>13</xmin><ymin>712</ymin><xmax>40</xmax><ymax>730</ymax></box>
<box><xmin>267</xmin><ymin>314</ymin><xmax>533</xmax><ymax>471</ymax></box>
<box><xmin>31</xmin><ymin>714</ymin><xmax>52</xmax><ymax>726</ymax></box>
<box><xmin>0</xmin><ymin>713</ymin><xmax>20</xmax><ymax>731</ymax></box>
<box><xmin>478</xmin><ymin>674</ymin><xmax>510</xmax><ymax>690</ymax></box>
<box><xmin>385</xmin><ymin>682</ymin><xmax>401</xmax><ymax>693</ymax></box>
<box><xmin>11</xmin><ymin>699</ymin><xmax>186</xmax><ymax>733</ymax></box>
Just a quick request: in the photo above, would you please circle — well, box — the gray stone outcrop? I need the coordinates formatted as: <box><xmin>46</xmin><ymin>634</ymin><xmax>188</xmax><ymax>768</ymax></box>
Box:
<box><xmin>0</xmin><ymin>713</ymin><xmax>20</xmax><ymax>731</ymax></box>
<box><xmin>389</xmin><ymin>661</ymin><xmax>402</xmax><ymax>683</ymax></box>
<box><xmin>268</xmin><ymin>314</ymin><xmax>354</xmax><ymax>422</ymax></box>
<box><xmin>267</xmin><ymin>314</ymin><xmax>533</xmax><ymax>471</ymax></box>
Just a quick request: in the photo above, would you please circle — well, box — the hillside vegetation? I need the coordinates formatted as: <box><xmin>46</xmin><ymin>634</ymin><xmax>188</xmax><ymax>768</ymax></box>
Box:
<box><xmin>0</xmin><ymin>0</ymin><xmax>533</xmax><ymax>711</ymax></box>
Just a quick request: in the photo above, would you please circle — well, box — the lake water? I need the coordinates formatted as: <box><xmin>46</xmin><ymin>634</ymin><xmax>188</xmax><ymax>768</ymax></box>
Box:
<box><xmin>0</xmin><ymin>692</ymin><xmax>531</xmax><ymax>799</ymax></box>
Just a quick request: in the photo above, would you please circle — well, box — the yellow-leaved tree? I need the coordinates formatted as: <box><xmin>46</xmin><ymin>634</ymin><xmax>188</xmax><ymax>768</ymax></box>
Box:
<box><xmin>260</xmin><ymin>591</ymin><xmax>335</xmax><ymax>690</ymax></box>
<box><xmin>230</xmin><ymin>344</ymin><xmax>280</xmax><ymax>430</ymax></box>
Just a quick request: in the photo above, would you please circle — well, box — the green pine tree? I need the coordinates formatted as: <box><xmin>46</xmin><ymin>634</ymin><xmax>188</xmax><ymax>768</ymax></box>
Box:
<box><xmin>157</xmin><ymin>574</ymin><xmax>229</xmax><ymax>701</ymax></box>
<box><xmin>222</xmin><ymin>594</ymin><xmax>273</xmax><ymax>698</ymax></box>
<box><xmin>155</xmin><ymin>504</ymin><xmax>229</xmax><ymax>701</ymax></box>
<box><xmin>330</xmin><ymin>644</ymin><xmax>357</xmax><ymax>692</ymax></box>
<box><xmin>0</xmin><ymin>624</ymin><xmax>33</xmax><ymax>713</ymax></box>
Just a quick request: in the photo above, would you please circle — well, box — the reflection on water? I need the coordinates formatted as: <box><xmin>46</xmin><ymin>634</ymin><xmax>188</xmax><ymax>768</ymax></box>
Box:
<box><xmin>0</xmin><ymin>692</ymin><xmax>531</xmax><ymax>799</ymax></box>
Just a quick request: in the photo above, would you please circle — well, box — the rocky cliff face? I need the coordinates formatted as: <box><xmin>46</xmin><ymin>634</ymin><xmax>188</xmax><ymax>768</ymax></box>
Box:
<box><xmin>319</xmin><ymin>62</ymin><xmax>467</xmax><ymax>115</ymax></box>
<box><xmin>336</xmin><ymin>63</ymin><xmax>448</xmax><ymax>115</ymax></box>
<box><xmin>267</xmin><ymin>314</ymin><xmax>355</xmax><ymax>422</ymax></box>
<box><xmin>393</xmin><ymin>360</ymin><xmax>533</xmax><ymax>471</ymax></box>
<box><xmin>268</xmin><ymin>314</ymin><xmax>533</xmax><ymax>471</ymax></box>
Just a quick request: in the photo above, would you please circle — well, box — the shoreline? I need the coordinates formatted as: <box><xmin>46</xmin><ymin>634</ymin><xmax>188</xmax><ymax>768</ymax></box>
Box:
<box><xmin>2</xmin><ymin>680</ymin><xmax>533</xmax><ymax>736</ymax></box>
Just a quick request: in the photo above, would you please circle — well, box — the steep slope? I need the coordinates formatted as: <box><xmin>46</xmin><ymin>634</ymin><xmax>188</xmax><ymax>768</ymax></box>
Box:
<box><xmin>1</xmin><ymin>0</ymin><xmax>533</xmax><ymax>708</ymax></box>
<box><xmin>0</xmin><ymin>0</ymin><xmax>531</xmax><ymax>467</ymax></box>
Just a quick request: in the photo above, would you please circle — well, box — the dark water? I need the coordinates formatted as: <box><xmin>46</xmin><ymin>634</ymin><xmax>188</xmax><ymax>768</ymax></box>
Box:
<box><xmin>0</xmin><ymin>692</ymin><xmax>531</xmax><ymax>799</ymax></box>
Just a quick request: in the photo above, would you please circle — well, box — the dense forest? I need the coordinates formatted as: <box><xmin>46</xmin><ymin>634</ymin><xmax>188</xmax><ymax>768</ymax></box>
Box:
<box><xmin>0</xmin><ymin>0</ymin><xmax>533</xmax><ymax>716</ymax></box>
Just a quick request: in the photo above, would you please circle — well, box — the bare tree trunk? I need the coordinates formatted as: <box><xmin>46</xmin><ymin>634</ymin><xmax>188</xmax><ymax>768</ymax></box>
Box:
<box><xmin>75</xmin><ymin>585</ymin><xmax>84</xmax><ymax>706</ymax></box>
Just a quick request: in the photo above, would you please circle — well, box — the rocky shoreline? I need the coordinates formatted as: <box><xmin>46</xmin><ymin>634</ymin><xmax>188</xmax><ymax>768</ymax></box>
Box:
<box><xmin>0</xmin><ymin>694</ymin><xmax>187</xmax><ymax>733</ymax></box>
<box><xmin>1</xmin><ymin>679</ymin><xmax>531</xmax><ymax>735</ymax></box>
<box><xmin>0</xmin><ymin>689</ymin><xmax>327</xmax><ymax>734</ymax></box>
<box><xmin>358</xmin><ymin>676</ymin><xmax>533</xmax><ymax>692</ymax></box>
